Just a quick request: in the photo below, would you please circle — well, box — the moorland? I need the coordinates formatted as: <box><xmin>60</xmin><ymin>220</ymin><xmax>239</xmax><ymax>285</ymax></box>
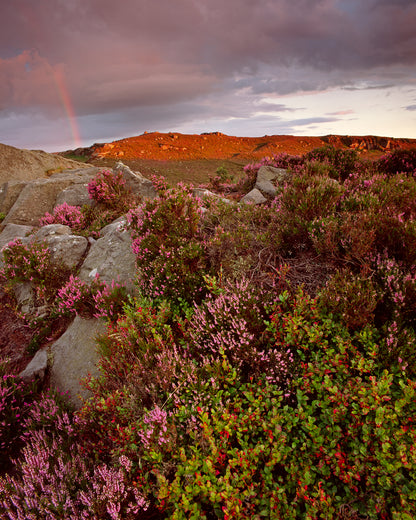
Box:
<box><xmin>0</xmin><ymin>138</ymin><xmax>416</xmax><ymax>519</ymax></box>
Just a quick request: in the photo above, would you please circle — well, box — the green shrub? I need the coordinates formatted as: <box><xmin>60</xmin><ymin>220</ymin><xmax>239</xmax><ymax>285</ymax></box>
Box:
<box><xmin>266</xmin><ymin>173</ymin><xmax>344</xmax><ymax>255</ymax></box>
<box><xmin>201</xmin><ymin>201</ymin><xmax>272</xmax><ymax>283</ymax></box>
<box><xmin>0</xmin><ymin>238</ymin><xmax>71</xmax><ymax>303</ymax></box>
<box><xmin>318</xmin><ymin>269</ymin><xmax>380</xmax><ymax>330</ymax></box>
<box><xmin>377</xmin><ymin>148</ymin><xmax>416</xmax><ymax>176</ymax></box>
<box><xmin>303</xmin><ymin>145</ymin><xmax>360</xmax><ymax>181</ymax></box>
<box><xmin>127</xmin><ymin>183</ymin><xmax>207</xmax><ymax>306</ymax></box>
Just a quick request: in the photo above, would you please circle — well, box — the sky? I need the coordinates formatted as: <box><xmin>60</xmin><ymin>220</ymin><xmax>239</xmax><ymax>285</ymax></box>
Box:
<box><xmin>0</xmin><ymin>0</ymin><xmax>416</xmax><ymax>152</ymax></box>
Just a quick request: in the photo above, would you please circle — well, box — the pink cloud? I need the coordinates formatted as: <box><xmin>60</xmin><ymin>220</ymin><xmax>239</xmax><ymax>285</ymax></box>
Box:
<box><xmin>0</xmin><ymin>50</ymin><xmax>62</xmax><ymax>111</ymax></box>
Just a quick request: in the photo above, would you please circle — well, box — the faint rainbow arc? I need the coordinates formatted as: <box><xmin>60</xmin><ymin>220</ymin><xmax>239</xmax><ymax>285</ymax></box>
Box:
<box><xmin>51</xmin><ymin>68</ymin><xmax>82</xmax><ymax>149</ymax></box>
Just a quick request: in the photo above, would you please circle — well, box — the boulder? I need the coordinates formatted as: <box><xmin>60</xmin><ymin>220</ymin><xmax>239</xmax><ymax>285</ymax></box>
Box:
<box><xmin>2</xmin><ymin>168</ymin><xmax>99</xmax><ymax>227</ymax></box>
<box><xmin>0</xmin><ymin>142</ymin><xmax>91</xmax><ymax>185</ymax></box>
<box><xmin>114</xmin><ymin>162</ymin><xmax>157</xmax><ymax>199</ymax></box>
<box><xmin>0</xmin><ymin>223</ymin><xmax>33</xmax><ymax>251</ymax></box>
<box><xmin>99</xmin><ymin>216</ymin><xmax>126</xmax><ymax>236</ymax></box>
<box><xmin>55</xmin><ymin>183</ymin><xmax>93</xmax><ymax>208</ymax></box>
<box><xmin>240</xmin><ymin>188</ymin><xmax>267</xmax><ymax>205</ymax></box>
<box><xmin>255</xmin><ymin>166</ymin><xmax>290</xmax><ymax>197</ymax></box>
<box><xmin>0</xmin><ymin>180</ymin><xmax>28</xmax><ymax>215</ymax></box>
<box><xmin>78</xmin><ymin>221</ymin><xmax>136</xmax><ymax>292</ymax></box>
<box><xmin>12</xmin><ymin>282</ymin><xmax>35</xmax><ymax>315</ymax></box>
<box><xmin>49</xmin><ymin>316</ymin><xmax>106</xmax><ymax>408</ymax></box>
<box><xmin>33</xmin><ymin>223</ymin><xmax>72</xmax><ymax>240</ymax></box>
<box><xmin>193</xmin><ymin>188</ymin><xmax>232</xmax><ymax>204</ymax></box>
<box><xmin>255</xmin><ymin>178</ymin><xmax>277</xmax><ymax>197</ymax></box>
<box><xmin>257</xmin><ymin>166</ymin><xmax>290</xmax><ymax>185</ymax></box>
<box><xmin>31</xmin><ymin>224</ymin><xmax>88</xmax><ymax>270</ymax></box>
<box><xmin>48</xmin><ymin>166</ymin><xmax>101</xmax><ymax>182</ymax></box>
<box><xmin>42</xmin><ymin>234</ymin><xmax>88</xmax><ymax>270</ymax></box>
<box><xmin>20</xmin><ymin>349</ymin><xmax>48</xmax><ymax>384</ymax></box>
<box><xmin>3</xmin><ymin>178</ymin><xmax>80</xmax><ymax>227</ymax></box>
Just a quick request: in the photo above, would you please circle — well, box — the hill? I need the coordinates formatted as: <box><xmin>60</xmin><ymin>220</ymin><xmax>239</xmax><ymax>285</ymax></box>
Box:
<box><xmin>0</xmin><ymin>143</ymin><xmax>89</xmax><ymax>185</ymax></box>
<box><xmin>63</xmin><ymin>131</ymin><xmax>416</xmax><ymax>162</ymax></box>
<box><xmin>61</xmin><ymin>132</ymin><xmax>416</xmax><ymax>186</ymax></box>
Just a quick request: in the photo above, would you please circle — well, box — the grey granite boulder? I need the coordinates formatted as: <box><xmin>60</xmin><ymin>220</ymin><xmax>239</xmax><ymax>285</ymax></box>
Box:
<box><xmin>0</xmin><ymin>223</ymin><xmax>33</xmax><ymax>251</ymax></box>
<box><xmin>0</xmin><ymin>180</ymin><xmax>28</xmax><ymax>215</ymax></box>
<box><xmin>13</xmin><ymin>282</ymin><xmax>35</xmax><ymax>315</ymax></box>
<box><xmin>240</xmin><ymin>188</ymin><xmax>267</xmax><ymax>205</ymax></box>
<box><xmin>49</xmin><ymin>316</ymin><xmax>106</xmax><ymax>408</ymax></box>
<box><xmin>20</xmin><ymin>349</ymin><xmax>48</xmax><ymax>384</ymax></box>
<box><xmin>2</xmin><ymin>168</ymin><xmax>99</xmax><ymax>227</ymax></box>
<box><xmin>257</xmin><ymin>166</ymin><xmax>290</xmax><ymax>185</ymax></box>
<box><xmin>31</xmin><ymin>224</ymin><xmax>88</xmax><ymax>270</ymax></box>
<box><xmin>114</xmin><ymin>162</ymin><xmax>157</xmax><ymax>199</ymax></box>
<box><xmin>55</xmin><ymin>183</ymin><xmax>93</xmax><ymax>208</ymax></box>
<box><xmin>33</xmin><ymin>223</ymin><xmax>72</xmax><ymax>240</ymax></box>
<box><xmin>193</xmin><ymin>188</ymin><xmax>232</xmax><ymax>205</ymax></box>
<box><xmin>79</xmin><ymin>220</ymin><xmax>136</xmax><ymax>292</ymax></box>
<box><xmin>255</xmin><ymin>166</ymin><xmax>290</xmax><ymax>197</ymax></box>
<box><xmin>3</xmin><ymin>178</ymin><xmax>81</xmax><ymax>227</ymax></box>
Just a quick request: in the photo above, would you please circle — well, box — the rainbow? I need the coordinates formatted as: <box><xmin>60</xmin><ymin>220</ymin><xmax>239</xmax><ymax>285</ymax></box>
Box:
<box><xmin>52</xmin><ymin>68</ymin><xmax>82</xmax><ymax>149</ymax></box>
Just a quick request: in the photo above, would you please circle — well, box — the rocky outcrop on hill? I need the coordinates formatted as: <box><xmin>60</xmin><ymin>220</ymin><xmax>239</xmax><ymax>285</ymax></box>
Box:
<box><xmin>0</xmin><ymin>143</ymin><xmax>90</xmax><ymax>185</ymax></box>
<box><xmin>0</xmin><ymin>167</ymin><xmax>101</xmax><ymax>227</ymax></box>
<box><xmin>0</xmin><ymin>158</ymin><xmax>287</xmax><ymax>407</ymax></box>
<box><xmin>321</xmin><ymin>134</ymin><xmax>410</xmax><ymax>152</ymax></box>
<box><xmin>61</xmin><ymin>132</ymin><xmax>416</xmax><ymax>163</ymax></box>
<box><xmin>0</xmin><ymin>160</ymin><xmax>158</xmax><ymax>407</ymax></box>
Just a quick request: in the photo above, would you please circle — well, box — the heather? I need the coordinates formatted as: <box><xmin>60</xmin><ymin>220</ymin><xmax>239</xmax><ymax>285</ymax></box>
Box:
<box><xmin>1</xmin><ymin>147</ymin><xmax>416</xmax><ymax>519</ymax></box>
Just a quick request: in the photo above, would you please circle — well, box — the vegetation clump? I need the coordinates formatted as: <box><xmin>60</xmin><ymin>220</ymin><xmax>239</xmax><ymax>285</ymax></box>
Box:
<box><xmin>1</xmin><ymin>148</ymin><xmax>416</xmax><ymax>519</ymax></box>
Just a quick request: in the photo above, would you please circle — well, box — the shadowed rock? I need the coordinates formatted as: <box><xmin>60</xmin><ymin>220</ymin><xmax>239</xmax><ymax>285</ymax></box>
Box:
<box><xmin>241</xmin><ymin>188</ymin><xmax>267</xmax><ymax>204</ymax></box>
<box><xmin>0</xmin><ymin>180</ymin><xmax>28</xmax><ymax>215</ymax></box>
<box><xmin>20</xmin><ymin>349</ymin><xmax>48</xmax><ymax>384</ymax></box>
<box><xmin>49</xmin><ymin>316</ymin><xmax>106</xmax><ymax>409</ymax></box>
<box><xmin>78</xmin><ymin>219</ymin><xmax>137</xmax><ymax>292</ymax></box>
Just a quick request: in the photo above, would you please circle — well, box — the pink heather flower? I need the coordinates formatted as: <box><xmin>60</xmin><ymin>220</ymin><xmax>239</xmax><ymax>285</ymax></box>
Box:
<box><xmin>39</xmin><ymin>203</ymin><xmax>85</xmax><ymax>230</ymax></box>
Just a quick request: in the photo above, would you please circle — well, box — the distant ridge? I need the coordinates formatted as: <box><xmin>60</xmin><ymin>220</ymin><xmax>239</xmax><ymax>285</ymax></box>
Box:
<box><xmin>61</xmin><ymin>132</ymin><xmax>416</xmax><ymax>162</ymax></box>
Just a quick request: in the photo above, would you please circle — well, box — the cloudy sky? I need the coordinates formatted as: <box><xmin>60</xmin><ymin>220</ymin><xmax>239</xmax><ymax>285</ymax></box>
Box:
<box><xmin>1</xmin><ymin>0</ymin><xmax>415</xmax><ymax>152</ymax></box>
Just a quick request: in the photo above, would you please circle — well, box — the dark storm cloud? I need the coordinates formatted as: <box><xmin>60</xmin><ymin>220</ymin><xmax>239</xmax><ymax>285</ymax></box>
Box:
<box><xmin>0</xmin><ymin>0</ymin><xmax>415</xmax><ymax>148</ymax></box>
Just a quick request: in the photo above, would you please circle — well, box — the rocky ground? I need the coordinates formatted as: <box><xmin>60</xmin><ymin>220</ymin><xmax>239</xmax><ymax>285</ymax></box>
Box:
<box><xmin>0</xmin><ymin>143</ymin><xmax>89</xmax><ymax>185</ymax></box>
<box><xmin>63</xmin><ymin>131</ymin><xmax>416</xmax><ymax>162</ymax></box>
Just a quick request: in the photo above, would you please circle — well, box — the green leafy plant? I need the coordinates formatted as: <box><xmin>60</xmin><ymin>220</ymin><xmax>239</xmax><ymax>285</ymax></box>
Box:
<box><xmin>127</xmin><ymin>183</ymin><xmax>207</xmax><ymax>305</ymax></box>
<box><xmin>0</xmin><ymin>238</ymin><xmax>71</xmax><ymax>303</ymax></box>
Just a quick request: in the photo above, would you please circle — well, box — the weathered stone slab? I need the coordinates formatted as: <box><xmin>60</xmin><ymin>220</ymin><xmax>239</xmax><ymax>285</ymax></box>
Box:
<box><xmin>257</xmin><ymin>166</ymin><xmax>290</xmax><ymax>184</ymax></box>
<box><xmin>20</xmin><ymin>349</ymin><xmax>48</xmax><ymax>383</ymax></box>
<box><xmin>79</xmin><ymin>221</ymin><xmax>136</xmax><ymax>292</ymax></box>
<box><xmin>0</xmin><ymin>180</ymin><xmax>28</xmax><ymax>215</ymax></box>
<box><xmin>240</xmin><ymin>188</ymin><xmax>267</xmax><ymax>205</ymax></box>
<box><xmin>2</xmin><ymin>168</ymin><xmax>100</xmax><ymax>227</ymax></box>
<box><xmin>2</xmin><ymin>178</ymin><xmax>77</xmax><ymax>227</ymax></box>
<box><xmin>193</xmin><ymin>188</ymin><xmax>232</xmax><ymax>204</ymax></box>
<box><xmin>254</xmin><ymin>166</ymin><xmax>291</xmax><ymax>198</ymax></box>
<box><xmin>49</xmin><ymin>316</ymin><xmax>106</xmax><ymax>408</ymax></box>
<box><xmin>32</xmin><ymin>224</ymin><xmax>88</xmax><ymax>270</ymax></box>
<box><xmin>114</xmin><ymin>162</ymin><xmax>157</xmax><ymax>199</ymax></box>
<box><xmin>0</xmin><ymin>223</ymin><xmax>33</xmax><ymax>251</ymax></box>
<box><xmin>255</xmin><ymin>178</ymin><xmax>277</xmax><ymax>197</ymax></box>
<box><xmin>55</xmin><ymin>183</ymin><xmax>93</xmax><ymax>208</ymax></box>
